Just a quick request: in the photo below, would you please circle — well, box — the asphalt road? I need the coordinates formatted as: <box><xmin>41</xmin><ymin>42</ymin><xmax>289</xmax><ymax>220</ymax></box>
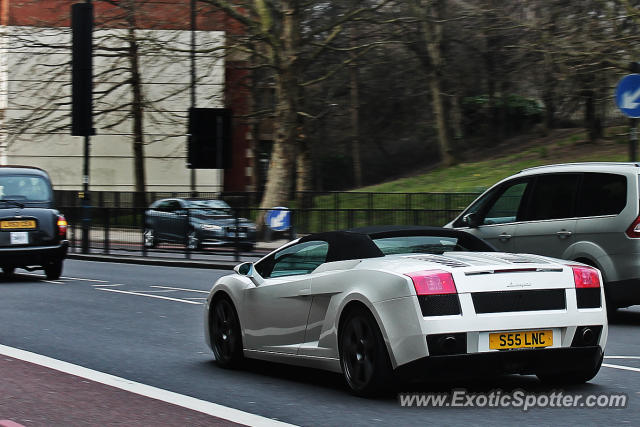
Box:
<box><xmin>1</xmin><ymin>260</ymin><xmax>639</xmax><ymax>426</ymax></box>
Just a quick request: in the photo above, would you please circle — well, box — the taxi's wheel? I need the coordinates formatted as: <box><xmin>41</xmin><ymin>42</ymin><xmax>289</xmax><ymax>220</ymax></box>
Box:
<box><xmin>2</xmin><ymin>266</ymin><xmax>15</xmax><ymax>277</ymax></box>
<box><xmin>44</xmin><ymin>260</ymin><xmax>63</xmax><ymax>280</ymax></box>
<box><xmin>339</xmin><ymin>307</ymin><xmax>393</xmax><ymax>396</ymax></box>
<box><xmin>537</xmin><ymin>352</ymin><xmax>603</xmax><ymax>384</ymax></box>
<box><xmin>210</xmin><ymin>296</ymin><xmax>243</xmax><ymax>368</ymax></box>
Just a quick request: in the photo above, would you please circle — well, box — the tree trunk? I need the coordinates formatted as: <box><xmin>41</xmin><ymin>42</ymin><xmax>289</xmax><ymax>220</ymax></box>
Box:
<box><xmin>125</xmin><ymin>1</ymin><xmax>146</xmax><ymax>207</ymax></box>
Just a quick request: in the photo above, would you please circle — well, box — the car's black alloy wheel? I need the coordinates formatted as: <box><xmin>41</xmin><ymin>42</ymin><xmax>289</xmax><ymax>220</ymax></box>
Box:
<box><xmin>210</xmin><ymin>297</ymin><xmax>243</xmax><ymax>368</ymax></box>
<box><xmin>340</xmin><ymin>308</ymin><xmax>393</xmax><ymax>396</ymax></box>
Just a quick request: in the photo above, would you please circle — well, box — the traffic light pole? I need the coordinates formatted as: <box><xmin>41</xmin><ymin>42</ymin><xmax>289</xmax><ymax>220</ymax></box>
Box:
<box><xmin>189</xmin><ymin>0</ymin><xmax>197</xmax><ymax>197</ymax></box>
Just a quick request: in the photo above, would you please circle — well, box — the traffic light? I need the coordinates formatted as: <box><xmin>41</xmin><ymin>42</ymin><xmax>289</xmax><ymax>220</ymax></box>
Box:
<box><xmin>71</xmin><ymin>3</ymin><xmax>95</xmax><ymax>136</ymax></box>
<box><xmin>187</xmin><ymin>108</ymin><xmax>232</xmax><ymax>169</ymax></box>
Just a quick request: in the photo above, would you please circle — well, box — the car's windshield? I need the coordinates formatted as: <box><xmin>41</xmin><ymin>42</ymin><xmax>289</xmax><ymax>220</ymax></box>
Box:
<box><xmin>186</xmin><ymin>199</ymin><xmax>232</xmax><ymax>215</ymax></box>
<box><xmin>372</xmin><ymin>235</ymin><xmax>465</xmax><ymax>255</ymax></box>
<box><xmin>0</xmin><ymin>175</ymin><xmax>51</xmax><ymax>202</ymax></box>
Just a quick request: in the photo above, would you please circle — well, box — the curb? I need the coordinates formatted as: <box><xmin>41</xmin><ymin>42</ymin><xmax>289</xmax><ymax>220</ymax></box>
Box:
<box><xmin>67</xmin><ymin>253</ymin><xmax>238</xmax><ymax>270</ymax></box>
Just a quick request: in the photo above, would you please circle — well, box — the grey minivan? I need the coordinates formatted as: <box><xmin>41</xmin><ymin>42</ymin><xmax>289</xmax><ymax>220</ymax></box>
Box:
<box><xmin>446</xmin><ymin>162</ymin><xmax>640</xmax><ymax>311</ymax></box>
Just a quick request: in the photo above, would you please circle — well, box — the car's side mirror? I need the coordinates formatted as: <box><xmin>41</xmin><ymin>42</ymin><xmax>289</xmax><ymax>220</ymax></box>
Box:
<box><xmin>234</xmin><ymin>262</ymin><xmax>265</xmax><ymax>286</ymax></box>
<box><xmin>462</xmin><ymin>212</ymin><xmax>481</xmax><ymax>228</ymax></box>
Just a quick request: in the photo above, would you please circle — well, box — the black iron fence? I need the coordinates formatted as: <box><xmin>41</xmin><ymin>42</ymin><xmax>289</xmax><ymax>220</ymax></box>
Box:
<box><xmin>60</xmin><ymin>195</ymin><xmax>480</xmax><ymax>258</ymax></box>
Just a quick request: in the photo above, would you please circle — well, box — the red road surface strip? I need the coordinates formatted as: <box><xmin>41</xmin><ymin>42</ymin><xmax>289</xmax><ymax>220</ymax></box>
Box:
<box><xmin>0</xmin><ymin>355</ymin><xmax>240</xmax><ymax>426</ymax></box>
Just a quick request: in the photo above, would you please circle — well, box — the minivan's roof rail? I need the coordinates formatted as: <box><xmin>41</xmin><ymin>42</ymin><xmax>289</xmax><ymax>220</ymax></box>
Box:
<box><xmin>519</xmin><ymin>162</ymin><xmax>640</xmax><ymax>173</ymax></box>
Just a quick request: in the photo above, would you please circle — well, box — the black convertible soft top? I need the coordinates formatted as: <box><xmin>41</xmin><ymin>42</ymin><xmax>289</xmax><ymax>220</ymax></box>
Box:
<box><xmin>297</xmin><ymin>226</ymin><xmax>495</xmax><ymax>263</ymax></box>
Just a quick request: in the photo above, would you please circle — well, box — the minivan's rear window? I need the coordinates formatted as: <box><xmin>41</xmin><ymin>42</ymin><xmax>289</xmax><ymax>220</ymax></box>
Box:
<box><xmin>576</xmin><ymin>173</ymin><xmax>626</xmax><ymax>217</ymax></box>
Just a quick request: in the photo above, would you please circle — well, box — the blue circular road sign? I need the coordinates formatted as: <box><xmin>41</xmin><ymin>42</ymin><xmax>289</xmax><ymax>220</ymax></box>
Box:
<box><xmin>615</xmin><ymin>74</ymin><xmax>640</xmax><ymax>118</ymax></box>
<box><xmin>265</xmin><ymin>207</ymin><xmax>291</xmax><ymax>231</ymax></box>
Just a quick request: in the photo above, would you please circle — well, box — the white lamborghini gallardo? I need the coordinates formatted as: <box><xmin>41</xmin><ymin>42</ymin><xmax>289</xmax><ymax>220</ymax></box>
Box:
<box><xmin>204</xmin><ymin>226</ymin><xmax>607</xmax><ymax>395</ymax></box>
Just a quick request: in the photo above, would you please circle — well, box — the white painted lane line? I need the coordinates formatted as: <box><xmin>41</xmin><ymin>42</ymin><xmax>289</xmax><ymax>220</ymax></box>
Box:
<box><xmin>61</xmin><ymin>276</ymin><xmax>110</xmax><ymax>283</ymax></box>
<box><xmin>184</xmin><ymin>297</ymin><xmax>207</xmax><ymax>301</ymax></box>
<box><xmin>42</xmin><ymin>280</ymin><xmax>64</xmax><ymax>285</ymax></box>
<box><xmin>92</xmin><ymin>283</ymin><xmax>122</xmax><ymax>287</ymax></box>
<box><xmin>150</xmin><ymin>285</ymin><xmax>209</xmax><ymax>294</ymax></box>
<box><xmin>0</xmin><ymin>344</ymin><xmax>294</xmax><ymax>427</ymax></box>
<box><xmin>604</xmin><ymin>356</ymin><xmax>640</xmax><ymax>360</ymax></box>
<box><xmin>97</xmin><ymin>288</ymin><xmax>203</xmax><ymax>305</ymax></box>
<box><xmin>603</xmin><ymin>363</ymin><xmax>640</xmax><ymax>373</ymax></box>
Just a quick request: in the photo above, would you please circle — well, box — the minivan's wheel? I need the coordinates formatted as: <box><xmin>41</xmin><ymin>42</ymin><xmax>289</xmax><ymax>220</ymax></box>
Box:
<box><xmin>339</xmin><ymin>307</ymin><xmax>393</xmax><ymax>396</ymax></box>
<box><xmin>187</xmin><ymin>230</ymin><xmax>201</xmax><ymax>250</ymax></box>
<box><xmin>44</xmin><ymin>260</ymin><xmax>63</xmax><ymax>280</ymax></box>
<box><xmin>2</xmin><ymin>266</ymin><xmax>15</xmax><ymax>277</ymax></box>
<box><xmin>537</xmin><ymin>352</ymin><xmax>603</xmax><ymax>384</ymax></box>
<box><xmin>209</xmin><ymin>296</ymin><xmax>243</xmax><ymax>368</ymax></box>
<box><xmin>144</xmin><ymin>227</ymin><xmax>157</xmax><ymax>248</ymax></box>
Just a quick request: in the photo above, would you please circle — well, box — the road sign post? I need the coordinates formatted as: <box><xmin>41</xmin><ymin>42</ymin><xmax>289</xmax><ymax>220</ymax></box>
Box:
<box><xmin>615</xmin><ymin>69</ymin><xmax>640</xmax><ymax>161</ymax></box>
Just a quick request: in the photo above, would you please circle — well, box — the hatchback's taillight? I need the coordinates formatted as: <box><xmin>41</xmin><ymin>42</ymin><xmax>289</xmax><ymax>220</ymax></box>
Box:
<box><xmin>57</xmin><ymin>215</ymin><xmax>68</xmax><ymax>238</ymax></box>
<box><xmin>571</xmin><ymin>265</ymin><xmax>600</xmax><ymax>288</ymax></box>
<box><xmin>405</xmin><ymin>270</ymin><xmax>457</xmax><ymax>295</ymax></box>
<box><xmin>626</xmin><ymin>215</ymin><xmax>640</xmax><ymax>238</ymax></box>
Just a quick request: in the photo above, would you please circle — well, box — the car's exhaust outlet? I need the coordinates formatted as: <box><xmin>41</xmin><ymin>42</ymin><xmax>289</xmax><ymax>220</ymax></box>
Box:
<box><xmin>581</xmin><ymin>327</ymin><xmax>595</xmax><ymax>345</ymax></box>
<box><xmin>441</xmin><ymin>336</ymin><xmax>458</xmax><ymax>353</ymax></box>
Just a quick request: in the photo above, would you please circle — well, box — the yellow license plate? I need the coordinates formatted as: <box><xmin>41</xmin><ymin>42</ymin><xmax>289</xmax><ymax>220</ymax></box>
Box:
<box><xmin>1</xmin><ymin>220</ymin><xmax>36</xmax><ymax>230</ymax></box>
<box><xmin>489</xmin><ymin>330</ymin><xmax>553</xmax><ymax>350</ymax></box>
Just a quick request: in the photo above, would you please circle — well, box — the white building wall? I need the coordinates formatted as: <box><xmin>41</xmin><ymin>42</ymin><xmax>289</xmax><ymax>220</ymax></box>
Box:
<box><xmin>2</xmin><ymin>25</ymin><xmax>226</xmax><ymax>192</ymax></box>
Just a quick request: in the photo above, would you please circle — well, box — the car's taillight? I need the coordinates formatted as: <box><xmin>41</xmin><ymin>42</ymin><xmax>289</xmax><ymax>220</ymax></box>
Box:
<box><xmin>571</xmin><ymin>265</ymin><xmax>600</xmax><ymax>288</ymax></box>
<box><xmin>57</xmin><ymin>215</ymin><xmax>68</xmax><ymax>238</ymax></box>
<box><xmin>626</xmin><ymin>215</ymin><xmax>640</xmax><ymax>238</ymax></box>
<box><xmin>405</xmin><ymin>270</ymin><xmax>457</xmax><ymax>295</ymax></box>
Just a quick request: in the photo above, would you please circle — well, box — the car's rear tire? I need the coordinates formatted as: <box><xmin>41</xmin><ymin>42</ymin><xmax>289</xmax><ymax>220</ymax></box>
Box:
<box><xmin>2</xmin><ymin>266</ymin><xmax>15</xmax><ymax>277</ymax></box>
<box><xmin>339</xmin><ymin>306</ymin><xmax>393</xmax><ymax>396</ymax></box>
<box><xmin>44</xmin><ymin>260</ymin><xmax>63</xmax><ymax>280</ymax></box>
<box><xmin>536</xmin><ymin>352</ymin><xmax>603</xmax><ymax>384</ymax></box>
<box><xmin>209</xmin><ymin>296</ymin><xmax>243</xmax><ymax>368</ymax></box>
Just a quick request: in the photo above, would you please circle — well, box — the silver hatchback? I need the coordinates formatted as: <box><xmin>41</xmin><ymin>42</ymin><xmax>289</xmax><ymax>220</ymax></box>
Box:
<box><xmin>446</xmin><ymin>162</ymin><xmax>640</xmax><ymax>310</ymax></box>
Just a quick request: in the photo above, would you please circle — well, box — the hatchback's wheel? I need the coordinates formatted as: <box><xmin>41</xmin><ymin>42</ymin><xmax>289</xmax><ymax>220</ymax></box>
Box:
<box><xmin>537</xmin><ymin>352</ymin><xmax>603</xmax><ymax>384</ymax></box>
<box><xmin>44</xmin><ymin>260</ymin><xmax>63</xmax><ymax>280</ymax></box>
<box><xmin>2</xmin><ymin>266</ymin><xmax>15</xmax><ymax>277</ymax></box>
<box><xmin>144</xmin><ymin>227</ymin><xmax>157</xmax><ymax>248</ymax></box>
<box><xmin>210</xmin><ymin>296</ymin><xmax>243</xmax><ymax>368</ymax></box>
<box><xmin>187</xmin><ymin>230</ymin><xmax>201</xmax><ymax>250</ymax></box>
<box><xmin>340</xmin><ymin>307</ymin><xmax>393</xmax><ymax>396</ymax></box>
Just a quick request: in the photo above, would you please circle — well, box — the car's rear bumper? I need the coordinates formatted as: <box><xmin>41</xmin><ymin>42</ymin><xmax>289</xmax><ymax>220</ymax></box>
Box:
<box><xmin>396</xmin><ymin>346</ymin><xmax>603</xmax><ymax>380</ymax></box>
<box><xmin>0</xmin><ymin>240</ymin><xmax>69</xmax><ymax>267</ymax></box>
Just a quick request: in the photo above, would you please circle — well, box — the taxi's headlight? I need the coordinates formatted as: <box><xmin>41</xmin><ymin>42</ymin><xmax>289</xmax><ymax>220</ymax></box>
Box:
<box><xmin>201</xmin><ymin>224</ymin><xmax>222</xmax><ymax>232</ymax></box>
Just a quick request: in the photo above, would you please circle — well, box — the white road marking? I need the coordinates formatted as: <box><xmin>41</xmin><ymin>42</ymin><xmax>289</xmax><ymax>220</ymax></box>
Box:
<box><xmin>604</xmin><ymin>356</ymin><xmax>640</xmax><ymax>360</ymax></box>
<box><xmin>184</xmin><ymin>297</ymin><xmax>207</xmax><ymax>301</ymax></box>
<box><xmin>92</xmin><ymin>283</ymin><xmax>122</xmax><ymax>287</ymax></box>
<box><xmin>0</xmin><ymin>344</ymin><xmax>294</xmax><ymax>427</ymax></box>
<box><xmin>61</xmin><ymin>276</ymin><xmax>110</xmax><ymax>283</ymax></box>
<box><xmin>42</xmin><ymin>280</ymin><xmax>64</xmax><ymax>285</ymax></box>
<box><xmin>603</xmin><ymin>363</ymin><xmax>640</xmax><ymax>373</ymax></box>
<box><xmin>150</xmin><ymin>285</ymin><xmax>209</xmax><ymax>294</ymax></box>
<box><xmin>96</xmin><ymin>288</ymin><xmax>203</xmax><ymax>305</ymax></box>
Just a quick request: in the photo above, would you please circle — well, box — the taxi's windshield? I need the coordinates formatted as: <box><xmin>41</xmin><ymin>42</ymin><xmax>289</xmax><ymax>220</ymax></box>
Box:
<box><xmin>0</xmin><ymin>175</ymin><xmax>52</xmax><ymax>202</ymax></box>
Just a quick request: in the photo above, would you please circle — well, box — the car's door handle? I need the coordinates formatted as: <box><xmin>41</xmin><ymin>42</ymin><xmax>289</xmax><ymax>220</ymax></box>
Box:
<box><xmin>556</xmin><ymin>230</ymin><xmax>573</xmax><ymax>239</ymax></box>
<box><xmin>498</xmin><ymin>233</ymin><xmax>512</xmax><ymax>241</ymax></box>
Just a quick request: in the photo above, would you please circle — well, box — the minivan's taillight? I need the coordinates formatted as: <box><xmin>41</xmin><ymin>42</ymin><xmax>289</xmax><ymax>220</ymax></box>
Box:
<box><xmin>570</xmin><ymin>265</ymin><xmax>600</xmax><ymax>288</ymax></box>
<box><xmin>405</xmin><ymin>270</ymin><xmax>457</xmax><ymax>295</ymax></box>
<box><xmin>57</xmin><ymin>215</ymin><xmax>68</xmax><ymax>238</ymax></box>
<box><xmin>626</xmin><ymin>215</ymin><xmax>640</xmax><ymax>238</ymax></box>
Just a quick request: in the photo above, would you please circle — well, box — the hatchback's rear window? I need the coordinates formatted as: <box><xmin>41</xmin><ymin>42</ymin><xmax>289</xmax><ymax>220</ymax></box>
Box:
<box><xmin>0</xmin><ymin>175</ymin><xmax>52</xmax><ymax>202</ymax></box>
<box><xmin>576</xmin><ymin>173</ymin><xmax>626</xmax><ymax>217</ymax></box>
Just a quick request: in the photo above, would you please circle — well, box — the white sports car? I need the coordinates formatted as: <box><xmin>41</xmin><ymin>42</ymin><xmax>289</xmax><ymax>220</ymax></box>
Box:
<box><xmin>204</xmin><ymin>226</ymin><xmax>607</xmax><ymax>395</ymax></box>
